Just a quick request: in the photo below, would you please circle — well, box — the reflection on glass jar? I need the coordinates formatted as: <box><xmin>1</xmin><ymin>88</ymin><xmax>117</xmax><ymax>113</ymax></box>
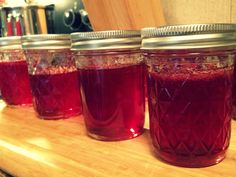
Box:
<box><xmin>231</xmin><ymin>57</ymin><xmax>236</xmax><ymax>120</ymax></box>
<box><xmin>0</xmin><ymin>36</ymin><xmax>32</xmax><ymax>106</ymax></box>
<box><xmin>71</xmin><ymin>31</ymin><xmax>145</xmax><ymax>141</ymax></box>
<box><xmin>22</xmin><ymin>35</ymin><xmax>82</xmax><ymax>119</ymax></box>
<box><xmin>142</xmin><ymin>24</ymin><xmax>236</xmax><ymax>167</ymax></box>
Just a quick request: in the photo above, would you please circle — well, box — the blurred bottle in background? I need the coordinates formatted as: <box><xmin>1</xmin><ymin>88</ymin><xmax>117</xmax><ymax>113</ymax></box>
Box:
<box><xmin>0</xmin><ymin>0</ymin><xmax>92</xmax><ymax>37</ymax></box>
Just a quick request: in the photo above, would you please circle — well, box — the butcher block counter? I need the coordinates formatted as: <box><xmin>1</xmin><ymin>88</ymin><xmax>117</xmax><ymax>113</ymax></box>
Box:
<box><xmin>0</xmin><ymin>100</ymin><xmax>236</xmax><ymax>177</ymax></box>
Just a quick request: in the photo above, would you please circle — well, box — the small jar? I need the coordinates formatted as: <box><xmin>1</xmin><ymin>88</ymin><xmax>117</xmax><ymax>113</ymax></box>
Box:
<box><xmin>141</xmin><ymin>24</ymin><xmax>236</xmax><ymax>167</ymax></box>
<box><xmin>22</xmin><ymin>34</ymin><xmax>82</xmax><ymax>119</ymax></box>
<box><xmin>71</xmin><ymin>30</ymin><xmax>145</xmax><ymax>141</ymax></box>
<box><xmin>0</xmin><ymin>36</ymin><xmax>32</xmax><ymax>106</ymax></box>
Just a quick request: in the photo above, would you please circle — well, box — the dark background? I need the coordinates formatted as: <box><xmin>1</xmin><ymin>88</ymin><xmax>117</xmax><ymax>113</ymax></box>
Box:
<box><xmin>51</xmin><ymin>0</ymin><xmax>92</xmax><ymax>33</ymax></box>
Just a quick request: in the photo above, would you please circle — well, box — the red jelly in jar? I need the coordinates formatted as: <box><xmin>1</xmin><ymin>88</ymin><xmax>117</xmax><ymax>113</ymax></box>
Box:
<box><xmin>141</xmin><ymin>24</ymin><xmax>236</xmax><ymax>167</ymax></box>
<box><xmin>232</xmin><ymin>64</ymin><xmax>236</xmax><ymax>119</ymax></box>
<box><xmin>71</xmin><ymin>30</ymin><xmax>145</xmax><ymax>140</ymax></box>
<box><xmin>22</xmin><ymin>35</ymin><xmax>82</xmax><ymax>119</ymax></box>
<box><xmin>0</xmin><ymin>37</ymin><xmax>32</xmax><ymax>106</ymax></box>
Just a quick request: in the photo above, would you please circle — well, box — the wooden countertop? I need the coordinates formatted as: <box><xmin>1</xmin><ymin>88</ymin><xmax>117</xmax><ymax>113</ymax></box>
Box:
<box><xmin>0</xmin><ymin>101</ymin><xmax>235</xmax><ymax>177</ymax></box>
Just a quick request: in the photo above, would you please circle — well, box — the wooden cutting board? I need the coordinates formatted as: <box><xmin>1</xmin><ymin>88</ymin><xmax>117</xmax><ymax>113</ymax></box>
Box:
<box><xmin>82</xmin><ymin>0</ymin><xmax>166</xmax><ymax>30</ymax></box>
<box><xmin>0</xmin><ymin>101</ymin><xmax>236</xmax><ymax>177</ymax></box>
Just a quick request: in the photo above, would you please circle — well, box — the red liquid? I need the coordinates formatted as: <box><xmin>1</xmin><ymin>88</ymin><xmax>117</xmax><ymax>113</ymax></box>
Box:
<box><xmin>30</xmin><ymin>71</ymin><xmax>82</xmax><ymax>119</ymax></box>
<box><xmin>232</xmin><ymin>62</ymin><xmax>236</xmax><ymax>119</ymax></box>
<box><xmin>148</xmin><ymin>68</ymin><xmax>232</xmax><ymax>167</ymax></box>
<box><xmin>79</xmin><ymin>64</ymin><xmax>145</xmax><ymax>140</ymax></box>
<box><xmin>0</xmin><ymin>60</ymin><xmax>32</xmax><ymax>106</ymax></box>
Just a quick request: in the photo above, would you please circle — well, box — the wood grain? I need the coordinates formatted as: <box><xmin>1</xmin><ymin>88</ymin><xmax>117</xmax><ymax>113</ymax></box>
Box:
<box><xmin>161</xmin><ymin>0</ymin><xmax>231</xmax><ymax>24</ymax></box>
<box><xmin>0</xmin><ymin>101</ymin><xmax>235</xmax><ymax>177</ymax></box>
<box><xmin>230</xmin><ymin>0</ymin><xmax>236</xmax><ymax>23</ymax></box>
<box><xmin>82</xmin><ymin>0</ymin><xmax>166</xmax><ymax>30</ymax></box>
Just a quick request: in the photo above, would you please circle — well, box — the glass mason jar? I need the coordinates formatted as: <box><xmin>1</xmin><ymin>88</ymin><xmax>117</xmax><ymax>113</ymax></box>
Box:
<box><xmin>22</xmin><ymin>34</ymin><xmax>82</xmax><ymax>119</ymax></box>
<box><xmin>141</xmin><ymin>24</ymin><xmax>236</xmax><ymax>167</ymax></box>
<box><xmin>71</xmin><ymin>30</ymin><xmax>145</xmax><ymax>141</ymax></box>
<box><xmin>0</xmin><ymin>36</ymin><xmax>32</xmax><ymax>106</ymax></box>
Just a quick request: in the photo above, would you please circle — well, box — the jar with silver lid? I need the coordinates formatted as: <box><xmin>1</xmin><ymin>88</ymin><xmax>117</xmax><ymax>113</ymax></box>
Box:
<box><xmin>71</xmin><ymin>30</ymin><xmax>145</xmax><ymax>141</ymax></box>
<box><xmin>0</xmin><ymin>36</ymin><xmax>32</xmax><ymax>106</ymax></box>
<box><xmin>141</xmin><ymin>24</ymin><xmax>236</xmax><ymax>167</ymax></box>
<box><xmin>22</xmin><ymin>34</ymin><xmax>82</xmax><ymax>119</ymax></box>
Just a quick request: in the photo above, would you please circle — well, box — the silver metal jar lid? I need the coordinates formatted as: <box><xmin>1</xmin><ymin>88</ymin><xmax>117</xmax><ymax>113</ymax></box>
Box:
<box><xmin>0</xmin><ymin>36</ymin><xmax>22</xmax><ymax>49</ymax></box>
<box><xmin>21</xmin><ymin>34</ymin><xmax>71</xmax><ymax>49</ymax></box>
<box><xmin>141</xmin><ymin>24</ymin><xmax>236</xmax><ymax>50</ymax></box>
<box><xmin>71</xmin><ymin>30</ymin><xmax>141</xmax><ymax>50</ymax></box>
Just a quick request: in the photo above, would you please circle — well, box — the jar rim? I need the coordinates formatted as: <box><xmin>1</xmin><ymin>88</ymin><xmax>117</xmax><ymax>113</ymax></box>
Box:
<box><xmin>21</xmin><ymin>34</ymin><xmax>71</xmax><ymax>49</ymax></box>
<box><xmin>0</xmin><ymin>36</ymin><xmax>21</xmax><ymax>49</ymax></box>
<box><xmin>71</xmin><ymin>30</ymin><xmax>141</xmax><ymax>50</ymax></box>
<box><xmin>141</xmin><ymin>24</ymin><xmax>236</xmax><ymax>50</ymax></box>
